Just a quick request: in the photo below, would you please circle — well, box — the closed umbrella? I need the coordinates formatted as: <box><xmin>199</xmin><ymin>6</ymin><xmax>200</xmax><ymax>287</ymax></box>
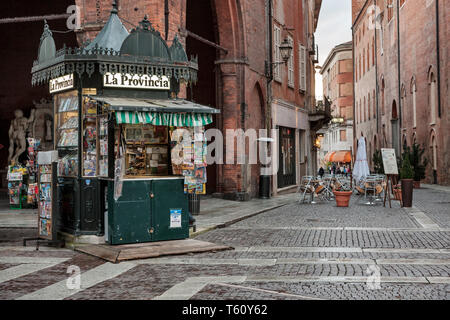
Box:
<box><xmin>353</xmin><ymin>137</ymin><xmax>370</xmax><ymax>185</ymax></box>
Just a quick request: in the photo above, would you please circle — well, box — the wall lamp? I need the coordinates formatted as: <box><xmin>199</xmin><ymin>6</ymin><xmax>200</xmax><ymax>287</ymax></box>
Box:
<box><xmin>265</xmin><ymin>37</ymin><xmax>293</xmax><ymax>78</ymax></box>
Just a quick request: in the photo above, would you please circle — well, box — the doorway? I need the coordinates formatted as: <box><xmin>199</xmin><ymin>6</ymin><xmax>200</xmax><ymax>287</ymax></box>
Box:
<box><xmin>277</xmin><ymin>127</ymin><xmax>296</xmax><ymax>188</ymax></box>
<box><xmin>186</xmin><ymin>0</ymin><xmax>218</xmax><ymax>194</ymax></box>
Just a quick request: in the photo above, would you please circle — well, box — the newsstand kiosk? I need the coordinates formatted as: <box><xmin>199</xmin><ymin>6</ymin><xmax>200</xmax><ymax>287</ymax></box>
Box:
<box><xmin>31</xmin><ymin>5</ymin><xmax>219</xmax><ymax>245</ymax></box>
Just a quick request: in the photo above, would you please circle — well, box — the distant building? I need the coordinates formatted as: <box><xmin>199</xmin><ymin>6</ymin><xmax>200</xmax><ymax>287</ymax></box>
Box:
<box><xmin>319</xmin><ymin>41</ymin><xmax>354</xmax><ymax>165</ymax></box>
<box><xmin>352</xmin><ymin>0</ymin><xmax>449</xmax><ymax>185</ymax></box>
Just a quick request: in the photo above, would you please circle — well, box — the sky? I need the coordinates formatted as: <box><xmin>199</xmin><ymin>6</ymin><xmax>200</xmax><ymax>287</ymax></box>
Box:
<box><xmin>315</xmin><ymin>0</ymin><xmax>353</xmax><ymax>99</ymax></box>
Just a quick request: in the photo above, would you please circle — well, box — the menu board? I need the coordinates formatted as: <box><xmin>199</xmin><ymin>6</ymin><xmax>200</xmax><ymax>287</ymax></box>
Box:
<box><xmin>381</xmin><ymin>148</ymin><xmax>398</xmax><ymax>175</ymax></box>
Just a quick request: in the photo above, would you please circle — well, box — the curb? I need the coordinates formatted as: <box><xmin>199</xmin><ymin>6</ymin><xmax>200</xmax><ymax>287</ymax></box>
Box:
<box><xmin>189</xmin><ymin>201</ymin><xmax>294</xmax><ymax>238</ymax></box>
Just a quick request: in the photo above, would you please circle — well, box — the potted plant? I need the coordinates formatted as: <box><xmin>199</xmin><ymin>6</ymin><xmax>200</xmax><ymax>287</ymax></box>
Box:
<box><xmin>372</xmin><ymin>149</ymin><xmax>384</xmax><ymax>174</ymax></box>
<box><xmin>332</xmin><ymin>183</ymin><xmax>352</xmax><ymax>207</ymax></box>
<box><xmin>399</xmin><ymin>153</ymin><xmax>414</xmax><ymax>208</ymax></box>
<box><xmin>405</xmin><ymin>143</ymin><xmax>428</xmax><ymax>188</ymax></box>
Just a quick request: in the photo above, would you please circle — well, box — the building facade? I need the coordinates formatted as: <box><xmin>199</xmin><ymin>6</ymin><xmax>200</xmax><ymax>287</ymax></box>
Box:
<box><xmin>352</xmin><ymin>0</ymin><xmax>449</xmax><ymax>185</ymax></box>
<box><xmin>270</xmin><ymin>0</ymin><xmax>324</xmax><ymax>192</ymax></box>
<box><xmin>319</xmin><ymin>41</ymin><xmax>354</xmax><ymax>165</ymax></box>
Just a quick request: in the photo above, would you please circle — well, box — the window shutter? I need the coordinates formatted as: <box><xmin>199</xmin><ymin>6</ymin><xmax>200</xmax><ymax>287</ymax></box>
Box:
<box><xmin>273</xmin><ymin>25</ymin><xmax>281</xmax><ymax>81</ymax></box>
<box><xmin>288</xmin><ymin>36</ymin><xmax>294</xmax><ymax>87</ymax></box>
<box><xmin>299</xmin><ymin>44</ymin><xmax>306</xmax><ymax>92</ymax></box>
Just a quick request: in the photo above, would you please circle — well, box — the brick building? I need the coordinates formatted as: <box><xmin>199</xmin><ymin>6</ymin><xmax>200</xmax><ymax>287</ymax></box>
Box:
<box><xmin>0</xmin><ymin>0</ymin><xmax>324</xmax><ymax>199</ymax></box>
<box><xmin>73</xmin><ymin>0</ymin><xmax>324</xmax><ymax>198</ymax></box>
<box><xmin>319</xmin><ymin>41</ymin><xmax>354</xmax><ymax>164</ymax></box>
<box><xmin>352</xmin><ymin>0</ymin><xmax>449</xmax><ymax>185</ymax></box>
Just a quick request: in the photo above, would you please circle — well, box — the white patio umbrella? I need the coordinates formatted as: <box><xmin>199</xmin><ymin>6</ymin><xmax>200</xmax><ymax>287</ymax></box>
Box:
<box><xmin>353</xmin><ymin>137</ymin><xmax>370</xmax><ymax>186</ymax></box>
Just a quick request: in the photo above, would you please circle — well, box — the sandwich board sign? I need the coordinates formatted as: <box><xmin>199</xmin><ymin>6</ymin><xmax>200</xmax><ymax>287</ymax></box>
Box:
<box><xmin>381</xmin><ymin>148</ymin><xmax>398</xmax><ymax>175</ymax></box>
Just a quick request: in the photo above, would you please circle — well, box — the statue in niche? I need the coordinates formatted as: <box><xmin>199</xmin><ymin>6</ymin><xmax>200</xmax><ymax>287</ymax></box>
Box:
<box><xmin>8</xmin><ymin>109</ymin><xmax>36</xmax><ymax>164</ymax></box>
<box><xmin>31</xmin><ymin>98</ymin><xmax>54</xmax><ymax>151</ymax></box>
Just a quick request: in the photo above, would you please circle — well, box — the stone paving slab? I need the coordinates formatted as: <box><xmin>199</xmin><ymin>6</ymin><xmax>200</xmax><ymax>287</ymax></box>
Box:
<box><xmin>192</xmin><ymin>281</ymin><xmax>449</xmax><ymax>300</ymax></box>
<box><xmin>196</xmin><ymin>228</ymin><xmax>450</xmax><ymax>249</ymax></box>
<box><xmin>412</xmin><ymin>188</ymin><xmax>450</xmax><ymax>229</ymax></box>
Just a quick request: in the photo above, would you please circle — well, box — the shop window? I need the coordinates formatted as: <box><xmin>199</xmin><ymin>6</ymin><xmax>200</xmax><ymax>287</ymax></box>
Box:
<box><xmin>340</xmin><ymin>130</ymin><xmax>347</xmax><ymax>142</ymax></box>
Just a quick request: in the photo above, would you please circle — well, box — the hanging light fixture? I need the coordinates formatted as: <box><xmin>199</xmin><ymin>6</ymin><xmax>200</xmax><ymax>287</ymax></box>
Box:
<box><xmin>279</xmin><ymin>37</ymin><xmax>293</xmax><ymax>64</ymax></box>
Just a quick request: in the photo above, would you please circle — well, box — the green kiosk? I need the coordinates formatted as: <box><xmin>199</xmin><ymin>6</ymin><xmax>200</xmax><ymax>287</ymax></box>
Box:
<box><xmin>31</xmin><ymin>4</ymin><xmax>219</xmax><ymax>245</ymax></box>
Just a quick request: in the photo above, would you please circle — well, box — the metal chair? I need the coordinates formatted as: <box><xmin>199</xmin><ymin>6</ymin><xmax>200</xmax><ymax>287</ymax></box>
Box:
<box><xmin>297</xmin><ymin>176</ymin><xmax>315</xmax><ymax>203</ymax></box>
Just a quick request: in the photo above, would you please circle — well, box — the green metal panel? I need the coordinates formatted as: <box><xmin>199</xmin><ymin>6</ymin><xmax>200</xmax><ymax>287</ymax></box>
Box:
<box><xmin>108</xmin><ymin>180</ymin><xmax>152</xmax><ymax>244</ymax></box>
<box><xmin>151</xmin><ymin>179</ymin><xmax>189</xmax><ymax>241</ymax></box>
<box><xmin>107</xmin><ymin>178</ymin><xmax>189</xmax><ymax>244</ymax></box>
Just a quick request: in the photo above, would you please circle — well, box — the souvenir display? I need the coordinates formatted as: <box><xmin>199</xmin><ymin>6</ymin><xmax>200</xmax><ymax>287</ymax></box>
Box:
<box><xmin>170</xmin><ymin>127</ymin><xmax>207</xmax><ymax>194</ymax></box>
<box><xmin>7</xmin><ymin>165</ymin><xmax>27</xmax><ymax>209</ymax></box>
<box><xmin>58</xmin><ymin>153</ymin><xmax>78</xmax><ymax>176</ymax></box>
<box><xmin>98</xmin><ymin>116</ymin><xmax>108</xmax><ymax>176</ymax></box>
<box><xmin>58</xmin><ymin>96</ymin><xmax>78</xmax><ymax>112</ymax></box>
<box><xmin>37</xmin><ymin>163</ymin><xmax>54</xmax><ymax>239</ymax></box>
<box><xmin>58</xmin><ymin>130</ymin><xmax>78</xmax><ymax>147</ymax></box>
<box><xmin>55</xmin><ymin>91</ymin><xmax>79</xmax><ymax>177</ymax></box>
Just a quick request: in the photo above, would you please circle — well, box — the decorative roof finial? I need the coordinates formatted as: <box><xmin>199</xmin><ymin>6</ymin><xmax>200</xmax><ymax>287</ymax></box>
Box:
<box><xmin>41</xmin><ymin>19</ymin><xmax>53</xmax><ymax>41</ymax></box>
<box><xmin>111</xmin><ymin>0</ymin><xmax>118</xmax><ymax>14</ymax></box>
<box><xmin>139</xmin><ymin>15</ymin><xmax>151</xmax><ymax>31</ymax></box>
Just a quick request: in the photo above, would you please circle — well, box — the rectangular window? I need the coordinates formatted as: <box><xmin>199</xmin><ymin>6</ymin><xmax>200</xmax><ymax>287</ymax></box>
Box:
<box><xmin>273</xmin><ymin>25</ymin><xmax>281</xmax><ymax>82</ymax></box>
<box><xmin>340</xmin><ymin>130</ymin><xmax>347</xmax><ymax>142</ymax></box>
<box><xmin>287</xmin><ymin>36</ymin><xmax>294</xmax><ymax>88</ymax></box>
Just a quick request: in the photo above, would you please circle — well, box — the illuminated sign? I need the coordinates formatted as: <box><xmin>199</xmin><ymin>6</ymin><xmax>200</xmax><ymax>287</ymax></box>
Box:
<box><xmin>49</xmin><ymin>74</ymin><xmax>74</xmax><ymax>93</ymax></box>
<box><xmin>103</xmin><ymin>73</ymin><xmax>170</xmax><ymax>90</ymax></box>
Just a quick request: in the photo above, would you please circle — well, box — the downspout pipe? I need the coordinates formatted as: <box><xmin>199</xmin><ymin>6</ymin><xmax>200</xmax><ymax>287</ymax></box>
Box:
<box><xmin>396</xmin><ymin>0</ymin><xmax>402</xmax><ymax>129</ymax></box>
<box><xmin>436</xmin><ymin>0</ymin><xmax>442</xmax><ymax>118</ymax></box>
<box><xmin>374</xmin><ymin>0</ymin><xmax>379</xmax><ymax>135</ymax></box>
<box><xmin>164</xmin><ymin>0</ymin><xmax>169</xmax><ymax>41</ymax></box>
<box><xmin>351</xmin><ymin>25</ymin><xmax>356</xmax><ymax>163</ymax></box>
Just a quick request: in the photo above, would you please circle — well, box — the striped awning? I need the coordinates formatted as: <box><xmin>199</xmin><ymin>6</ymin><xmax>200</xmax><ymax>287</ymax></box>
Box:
<box><xmin>116</xmin><ymin>111</ymin><xmax>213</xmax><ymax>127</ymax></box>
<box><xmin>87</xmin><ymin>96</ymin><xmax>218</xmax><ymax>127</ymax></box>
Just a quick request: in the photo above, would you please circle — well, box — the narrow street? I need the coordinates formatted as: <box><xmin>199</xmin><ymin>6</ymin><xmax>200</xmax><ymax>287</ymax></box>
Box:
<box><xmin>0</xmin><ymin>185</ymin><xmax>448</xmax><ymax>300</ymax></box>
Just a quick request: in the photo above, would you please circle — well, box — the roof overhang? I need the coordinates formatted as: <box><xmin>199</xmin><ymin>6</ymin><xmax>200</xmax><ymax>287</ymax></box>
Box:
<box><xmin>89</xmin><ymin>96</ymin><xmax>220</xmax><ymax>114</ymax></box>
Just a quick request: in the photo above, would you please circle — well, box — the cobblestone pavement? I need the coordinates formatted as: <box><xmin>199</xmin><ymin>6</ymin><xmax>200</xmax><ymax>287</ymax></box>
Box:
<box><xmin>0</xmin><ymin>187</ymin><xmax>448</xmax><ymax>300</ymax></box>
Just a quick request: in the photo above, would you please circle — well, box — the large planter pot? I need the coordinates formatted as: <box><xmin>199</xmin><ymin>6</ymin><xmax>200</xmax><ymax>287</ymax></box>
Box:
<box><xmin>401</xmin><ymin>179</ymin><xmax>414</xmax><ymax>208</ymax></box>
<box><xmin>413</xmin><ymin>180</ymin><xmax>421</xmax><ymax>189</ymax></box>
<box><xmin>333</xmin><ymin>191</ymin><xmax>352</xmax><ymax>207</ymax></box>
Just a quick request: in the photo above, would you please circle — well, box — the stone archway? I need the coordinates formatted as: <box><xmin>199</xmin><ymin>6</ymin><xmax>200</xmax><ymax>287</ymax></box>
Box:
<box><xmin>185</xmin><ymin>0</ymin><xmax>247</xmax><ymax>197</ymax></box>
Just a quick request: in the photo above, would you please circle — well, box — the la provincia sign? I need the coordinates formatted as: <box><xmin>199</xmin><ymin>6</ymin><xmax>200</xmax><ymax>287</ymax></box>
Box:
<box><xmin>49</xmin><ymin>74</ymin><xmax>74</xmax><ymax>93</ymax></box>
<box><xmin>103</xmin><ymin>73</ymin><xmax>170</xmax><ymax>90</ymax></box>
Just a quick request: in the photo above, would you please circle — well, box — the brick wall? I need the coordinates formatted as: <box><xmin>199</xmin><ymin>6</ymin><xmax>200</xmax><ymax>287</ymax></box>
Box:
<box><xmin>353</xmin><ymin>0</ymin><xmax>449</xmax><ymax>185</ymax></box>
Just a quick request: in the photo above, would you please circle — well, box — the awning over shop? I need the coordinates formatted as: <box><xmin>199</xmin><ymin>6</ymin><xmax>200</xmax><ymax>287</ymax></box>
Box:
<box><xmin>324</xmin><ymin>151</ymin><xmax>352</xmax><ymax>163</ymax></box>
<box><xmin>88</xmin><ymin>96</ymin><xmax>219</xmax><ymax>127</ymax></box>
<box><xmin>116</xmin><ymin>110</ymin><xmax>213</xmax><ymax>127</ymax></box>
